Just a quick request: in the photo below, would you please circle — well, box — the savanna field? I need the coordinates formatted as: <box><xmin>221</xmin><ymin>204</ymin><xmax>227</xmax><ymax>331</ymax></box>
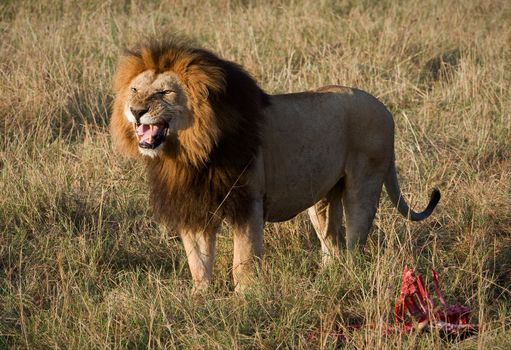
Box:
<box><xmin>1</xmin><ymin>0</ymin><xmax>510</xmax><ymax>348</ymax></box>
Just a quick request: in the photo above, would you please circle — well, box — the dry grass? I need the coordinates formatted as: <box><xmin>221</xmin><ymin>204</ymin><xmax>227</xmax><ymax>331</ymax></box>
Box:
<box><xmin>1</xmin><ymin>0</ymin><xmax>510</xmax><ymax>348</ymax></box>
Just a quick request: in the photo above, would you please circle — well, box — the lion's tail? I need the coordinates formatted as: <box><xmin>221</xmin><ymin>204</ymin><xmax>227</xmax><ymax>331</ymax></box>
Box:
<box><xmin>383</xmin><ymin>157</ymin><xmax>441</xmax><ymax>221</ymax></box>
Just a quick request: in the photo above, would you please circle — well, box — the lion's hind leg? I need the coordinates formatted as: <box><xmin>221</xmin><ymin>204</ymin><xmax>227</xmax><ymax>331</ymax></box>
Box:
<box><xmin>308</xmin><ymin>180</ymin><xmax>345</xmax><ymax>265</ymax></box>
<box><xmin>343</xmin><ymin>160</ymin><xmax>386</xmax><ymax>250</ymax></box>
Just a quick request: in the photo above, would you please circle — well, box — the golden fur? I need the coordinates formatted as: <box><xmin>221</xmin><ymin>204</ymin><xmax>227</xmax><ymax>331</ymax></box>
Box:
<box><xmin>110</xmin><ymin>38</ymin><xmax>269</xmax><ymax>231</ymax></box>
<box><xmin>110</xmin><ymin>38</ymin><xmax>440</xmax><ymax>291</ymax></box>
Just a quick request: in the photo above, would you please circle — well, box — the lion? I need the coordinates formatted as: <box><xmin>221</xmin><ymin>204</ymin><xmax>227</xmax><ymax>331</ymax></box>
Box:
<box><xmin>110</xmin><ymin>38</ymin><xmax>440</xmax><ymax>292</ymax></box>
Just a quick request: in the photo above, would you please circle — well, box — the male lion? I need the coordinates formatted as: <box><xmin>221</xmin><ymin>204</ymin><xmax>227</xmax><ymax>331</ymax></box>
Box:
<box><xmin>110</xmin><ymin>38</ymin><xmax>440</xmax><ymax>292</ymax></box>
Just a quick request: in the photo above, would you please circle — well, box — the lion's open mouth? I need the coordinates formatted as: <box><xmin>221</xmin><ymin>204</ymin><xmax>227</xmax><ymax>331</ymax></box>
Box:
<box><xmin>134</xmin><ymin>123</ymin><xmax>167</xmax><ymax>149</ymax></box>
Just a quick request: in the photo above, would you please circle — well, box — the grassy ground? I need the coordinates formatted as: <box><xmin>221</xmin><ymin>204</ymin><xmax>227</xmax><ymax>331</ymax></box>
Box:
<box><xmin>1</xmin><ymin>0</ymin><xmax>510</xmax><ymax>348</ymax></box>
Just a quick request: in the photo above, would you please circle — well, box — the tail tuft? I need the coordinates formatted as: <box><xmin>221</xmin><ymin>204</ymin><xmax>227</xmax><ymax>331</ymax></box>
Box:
<box><xmin>431</xmin><ymin>188</ymin><xmax>441</xmax><ymax>206</ymax></box>
<box><xmin>411</xmin><ymin>188</ymin><xmax>441</xmax><ymax>221</ymax></box>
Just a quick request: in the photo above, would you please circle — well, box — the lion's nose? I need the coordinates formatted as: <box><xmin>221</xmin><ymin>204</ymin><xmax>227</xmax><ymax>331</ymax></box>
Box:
<box><xmin>130</xmin><ymin>107</ymin><xmax>149</xmax><ymax>122</ymax></box>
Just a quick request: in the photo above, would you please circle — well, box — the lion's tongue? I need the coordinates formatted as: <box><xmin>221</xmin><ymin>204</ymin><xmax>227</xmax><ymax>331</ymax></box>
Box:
<box><xmin>136</xmin><ymin>124</ymin><xmax>161</xmax><ymax>144</ymax></box>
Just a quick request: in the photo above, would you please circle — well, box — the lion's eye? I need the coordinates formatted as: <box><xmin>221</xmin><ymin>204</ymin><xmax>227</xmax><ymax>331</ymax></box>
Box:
<box><xmin>131</xmin><ymin>87</ymin><xmax>137</xmax><ymax>93</ymax></box>
<box><xmin>162</xmin><ymin>90</ymin><xmax>175</xmax><ymax>95</ymax></box>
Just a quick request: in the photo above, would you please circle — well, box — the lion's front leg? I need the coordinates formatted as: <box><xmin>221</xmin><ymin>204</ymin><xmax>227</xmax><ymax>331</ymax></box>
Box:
<box><xmin>180</xmin><ymin>226</ymin><xmax>218</xmax><ymax>293</ymax></box>
<box><xmin>232</xmin><ymin>199</ymin><xmax>264</xmax><ymax>293</ymax></box>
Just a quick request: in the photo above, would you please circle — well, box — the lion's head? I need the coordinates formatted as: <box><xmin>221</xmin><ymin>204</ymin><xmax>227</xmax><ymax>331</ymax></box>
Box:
<box><xmin>110</xmin><ymin>38</ymin><xmax>235</xmax><ymax>166</ymax></box>
<box><xmin>110</xmin><ymin>38</ymin><xmax>268</xmax><ymax>229</ymax></box>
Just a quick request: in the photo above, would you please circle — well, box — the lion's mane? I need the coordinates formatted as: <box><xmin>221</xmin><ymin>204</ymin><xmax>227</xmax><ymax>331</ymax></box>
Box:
<box><xmin>110</xmin><ymin>38</ymin><xmax>269</xmax><ymax>230</ymax></box>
